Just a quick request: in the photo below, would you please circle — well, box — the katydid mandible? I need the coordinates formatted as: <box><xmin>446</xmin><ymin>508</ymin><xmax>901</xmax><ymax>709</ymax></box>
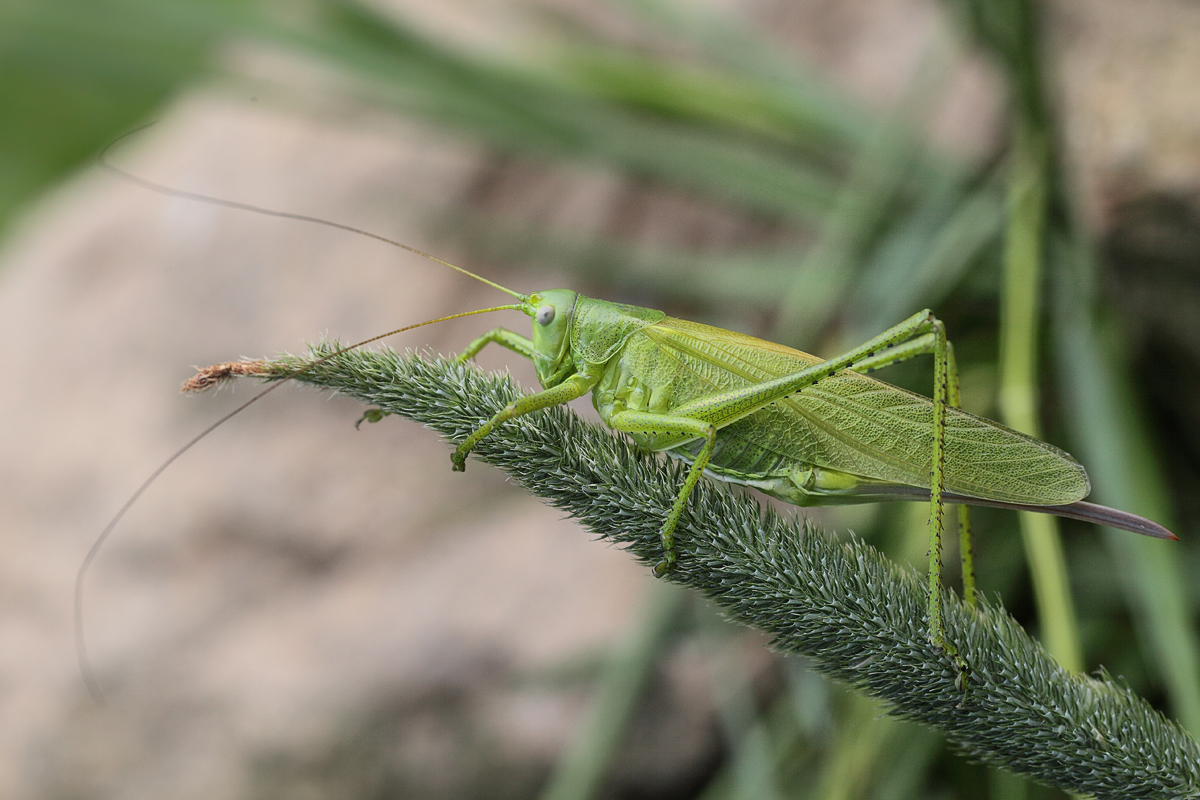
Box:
<box><xmin>345</xmin><ymin>275</ymin><xmax>1175</xmax><ymax>656</ymax></box>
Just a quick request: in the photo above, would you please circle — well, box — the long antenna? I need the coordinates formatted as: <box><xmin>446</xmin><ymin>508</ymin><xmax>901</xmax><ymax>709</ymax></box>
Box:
<box><xmin>77</xmin><ymin>303</ymin><xmax>521</xmax><ymax>704</ymax></box>
<box><xmin>99</xmin><ymin>123</ymin><xmax>526</xmax><ymax>301</ymax></box>
<box><xmin>80</xmin><ymin>125</ymin><xmax>532</xmax><ymax>703</ymax></box>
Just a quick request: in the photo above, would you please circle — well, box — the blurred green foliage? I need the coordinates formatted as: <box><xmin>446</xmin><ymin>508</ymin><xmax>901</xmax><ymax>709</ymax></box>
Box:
<box><xmin>0</xmin><ymin>0</ymin><xmax>220</xmax><ymax>231</ymax></box>
<box><xmin>3</xmin><ymin>0</ymin><xmax>1197</xmax><ymax>797</ymax></box>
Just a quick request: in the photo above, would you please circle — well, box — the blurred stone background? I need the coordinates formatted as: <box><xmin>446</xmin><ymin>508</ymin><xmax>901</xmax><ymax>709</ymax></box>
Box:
<box><xmin>1</xmin><ymin>0</ymin><xmax>1199</xmax><ymax>798</ymax></box>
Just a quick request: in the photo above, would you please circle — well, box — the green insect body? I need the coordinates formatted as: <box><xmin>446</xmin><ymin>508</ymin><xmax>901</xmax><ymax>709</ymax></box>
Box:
<box><xmin>439</xmin><ymin>286</ymin><xmax>1173</xmax><ymax>659</ymax></box>
<box><xmin>594</xmin><ymin>316</ymin><xmax>1086</xmax><ymax>509</ymax></box>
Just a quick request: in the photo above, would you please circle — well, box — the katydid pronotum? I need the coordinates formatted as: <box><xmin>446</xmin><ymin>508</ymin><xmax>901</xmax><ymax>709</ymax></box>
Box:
<box><xmin>80</xmin><ymin>171</ymin><xmax>1175</xmax><ymax>700</ymax></box>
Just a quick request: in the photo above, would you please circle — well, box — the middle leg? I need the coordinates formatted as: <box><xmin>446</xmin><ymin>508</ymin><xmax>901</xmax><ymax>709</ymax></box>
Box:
<box><xmin>606</xmin><ymin>410</ymin><xmax>717</xmax><ymax>576</ymax></box>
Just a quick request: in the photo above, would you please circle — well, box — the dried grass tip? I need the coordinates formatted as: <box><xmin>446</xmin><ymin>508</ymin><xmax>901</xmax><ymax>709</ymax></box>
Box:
<box><xmin>182</xmin><ymin>360</ymin><xmax>268</xmax><ymax>393</ymax></box>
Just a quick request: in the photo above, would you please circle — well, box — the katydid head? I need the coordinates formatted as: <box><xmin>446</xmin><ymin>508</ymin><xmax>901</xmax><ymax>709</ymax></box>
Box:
<box><xmin>521</xmin><ymin>289</ymin><xmax>578</xmax><ymax>387</ymax></box>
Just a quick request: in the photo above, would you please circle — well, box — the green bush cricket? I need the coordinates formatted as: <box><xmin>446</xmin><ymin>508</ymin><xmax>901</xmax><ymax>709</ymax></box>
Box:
<box><xmin>81</xmin><ymin>173</ymin><xmax>1175</xmax><ymax>698</ymax></box>
<box><xmin>353</xmin><ymin>272</ymin><xmax>1174</xmax><ymax>661</ymax></box>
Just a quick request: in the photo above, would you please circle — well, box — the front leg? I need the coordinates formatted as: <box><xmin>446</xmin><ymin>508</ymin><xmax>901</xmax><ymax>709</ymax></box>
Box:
<box><xmin>356</xmin><ymin>330</ymin><xmax>541</xmax><ymax>430</ymax></box>
<box><xmin>455</xmin><ymin>327</ymin><xmax>537</xmax><ymax>363</ymax></box>
<box><xmin>452</xmin><ymin>373</ymin><xmax>593</xmax><ymax>471</ymax></box>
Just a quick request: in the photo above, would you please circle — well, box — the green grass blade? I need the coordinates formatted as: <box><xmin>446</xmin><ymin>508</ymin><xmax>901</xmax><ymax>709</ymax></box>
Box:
<box><xmin>771</xmin><ymin>32</ymin><xmax>961</xmax><ymax>347</ymax></box>
<box><xmin>998</xmin><ymin>126</ymin><xmax>1081</xmax><ymax>672</ymax></box>
<box><xmin>698</xmin><ymin>610</ymin><xmax>786</xmax><ymax>800</ymax></box>
<box><xmin>848</xmin><ymin>177</ymin><xmax>1004</xmax><ymax>335</ymax></box>
<box><xmin>539</xmin><ymin>580</ymin><xmax>688</xmax><ymax>800</ymax></box>
<box><xmin>612</xmin><ymin>0</ymin><xmax>873</xmax><ymax>147</ymax></box>
<box><xmin>1051</xmin><ymin>240</ymin><xmax>1200</xmax><ymax>737</ymax></box>
<box><xmin>554</xmin><ymin>46</ymin><xmax>857</xmax><ymax>163</ymax></box>
<box><xmin>256</xmin><ymin>0</ymin><xmax>839</xmax><ymax>220</ymax></box>
<box><xmin>0</xmin><ymin>0</ymin><xmax>237</xmax><ymax>236</ymax></box>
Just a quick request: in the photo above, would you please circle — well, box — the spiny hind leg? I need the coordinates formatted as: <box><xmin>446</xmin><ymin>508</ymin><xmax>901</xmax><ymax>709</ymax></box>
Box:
<box><xmin>838</xmin><ymin>315</ymin><xmax>967</xmax><ymax>680</ymax></box>
<box><xmin>648</xmin><ymin>311</ymin><xmax>965</xmax><ymax>669</ymax></box>
<box><xmin>851</xmin><ymin>336</ymin><xmax>976</xmax><ymax>608</ymax></box>
<box><xmin>606</xmin><ymin>314</ymin><xmax>952</xmax><ymax>577</ymax></box>
<box><xmin>666</xmin><ymin>309</ymin><xmax>959</xmax><ymax>644</ymax></box>
<box><xmin>920</xmin><ymin>319</ymin><xmax>955</xmax><ymax>661</ymax></box>
<box><xmin>607</xmin><ymin>411</ymin><xmax>717</xmax><ymax>576</ymax></box>
<box><xmin>667</xmin><ymin>310</ymin><xmax>947</xmax><ymax>426</ymax></box>
<box><xmin>945</xmin><ymin>345</ymin><xmax>975</xmax><ymax>607</ymax></box>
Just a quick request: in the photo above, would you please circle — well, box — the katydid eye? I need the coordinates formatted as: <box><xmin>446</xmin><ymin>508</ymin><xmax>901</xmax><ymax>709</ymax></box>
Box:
<box><xmin>536</xmin><ymin>305</ymin><xmax>555</xmax><ymax>325</ymax></box>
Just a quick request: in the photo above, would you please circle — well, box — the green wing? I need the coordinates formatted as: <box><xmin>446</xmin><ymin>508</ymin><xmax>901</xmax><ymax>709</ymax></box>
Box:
<box><xmin>635</xmin><ymin>318</ymin><xmax>1089</xmax><ymax>506</ymax></box>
